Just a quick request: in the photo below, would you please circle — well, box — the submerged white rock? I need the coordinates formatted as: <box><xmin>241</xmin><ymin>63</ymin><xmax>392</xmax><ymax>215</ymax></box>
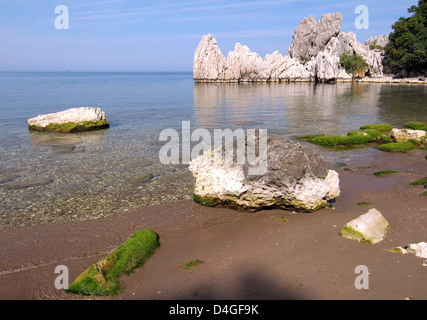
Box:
<box><xmin>339</xmin><ymin>209</ymin><xmax>391</xmax><ymax>244</ymax></box>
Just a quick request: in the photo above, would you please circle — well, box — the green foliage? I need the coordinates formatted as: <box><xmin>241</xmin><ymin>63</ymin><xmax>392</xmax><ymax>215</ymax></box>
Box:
<box><xmin>67</xmin><ymin>229</ymin><xmax>160</xmax><ymax>296</ymax></box>
<box><xmin>378</xmin><ymin>141</ymin><xmax>415</xmax><ymax>152</ymax></box>
<box><xmin>404</xmin><ymin>121</ymin><xmax>427</xmax><ymax>131</ymax></box>
<box><xmin>360</xmin><ymin>124</ymin><xmax>394</xmax><ymax>132</ymax></box>
<box><xmin>385</xmin><ymin>0</ymin><xmax>427</xmax><ymax>74</ymax></box>
<box><xmin>339</xmin><ymin>53</ymin><xmax>368</xmax><ymax>76</ymax></box>
<box><xmin>369</xmin><ymin>44</ymin><xmax>385</xmax><ymax>50</ymax></box>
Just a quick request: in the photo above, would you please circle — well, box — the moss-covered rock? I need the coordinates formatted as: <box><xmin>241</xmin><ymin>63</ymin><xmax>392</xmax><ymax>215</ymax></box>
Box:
<box><xmin>307</xmin><ymin>127</ymin><xmax>391</xmax><ymax>148</ymax></box>
<box><xmin>404</xmin><ymin>122</ymin><xmax>427</xmax><ymax>132</ymax></box>
<box><xmin>378</xmin><ymin>141</ymin><xmax>415</xmax><ymax>152</ymax></box>
<box><xmin>359</xmin><ymin>124</ymin><xmax>393</xmax><ymax>132</ymax></box>
<box><xmin>67</xmin><ymin>229</ymin><xmax>160</xmax><ymax>296</ymax></box>
<box><xmin>29</xmin><ymin>120</ymin><xmax>110</xmax><ymax>133</ymax></box>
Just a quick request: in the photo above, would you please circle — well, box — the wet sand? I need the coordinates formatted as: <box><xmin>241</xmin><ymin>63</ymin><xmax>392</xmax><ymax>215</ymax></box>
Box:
<box><xmin>0</xmin><ymin>149</ymin><xmax>426</xmax><ymax>300</ymax></box>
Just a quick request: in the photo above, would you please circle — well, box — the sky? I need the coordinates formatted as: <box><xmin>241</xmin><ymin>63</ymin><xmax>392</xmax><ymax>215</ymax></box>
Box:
<box><xmin>0</xmin><ymin>0</ymin><xmax>418</xmax><ymax>72</ymax></box>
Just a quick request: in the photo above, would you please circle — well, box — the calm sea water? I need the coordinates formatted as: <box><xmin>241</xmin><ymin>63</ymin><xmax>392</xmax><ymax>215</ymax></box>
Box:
<box><xmin>0</xmin><ymin>72</ymin><xmax>426</xmax><ymax>229</ymax></box>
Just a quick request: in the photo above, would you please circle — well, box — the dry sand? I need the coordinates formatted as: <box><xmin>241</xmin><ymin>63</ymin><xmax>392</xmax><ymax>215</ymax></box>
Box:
<box><xmin>0</xmin><ymin>149</ymin><xmax>426</xmax><ymax>300</ymax></box>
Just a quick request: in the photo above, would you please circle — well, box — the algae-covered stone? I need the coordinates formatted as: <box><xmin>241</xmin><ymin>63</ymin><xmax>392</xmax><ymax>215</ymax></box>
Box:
<box><xmin>67</xmin><ymin>229</ymin><xmax>159</xmax><ymax>296</ymax></box>
<box><xmin>339</xmin><ymin>208</ymin><xmax>391</xmax><ymax>244</ymax></box>
<box><xmin>28</xmin><ymin>107</ymin><xmax>110</xmax><ymax>133</ymax></box>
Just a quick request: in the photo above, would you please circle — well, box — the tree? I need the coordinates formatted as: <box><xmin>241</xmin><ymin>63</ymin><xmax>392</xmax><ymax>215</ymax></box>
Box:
<box><xmin>385</xmin><ymin>0</ymin><xmax>427</xmax><ymax>75</ymax></box>
<box><xmin>340</xmin><ymin>53</ymin><xmax>368</xmax><ymax>77</ymax></box>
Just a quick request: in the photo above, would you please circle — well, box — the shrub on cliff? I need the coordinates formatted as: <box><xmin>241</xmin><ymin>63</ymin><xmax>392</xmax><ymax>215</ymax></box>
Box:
<box><xmin>340</xmin><ymin>53</ymin><xmax>368</xmax><ymax>77</ymax></box>
<box><xmin>385</xmin><ymin>0</ymin><xmax>427</xmax><ymax>75</ymax></box>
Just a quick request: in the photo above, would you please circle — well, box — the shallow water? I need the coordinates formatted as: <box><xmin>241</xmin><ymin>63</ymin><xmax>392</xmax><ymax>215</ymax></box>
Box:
<box><xmin>0</xmin><ymin>72</ymin><xmax>426</xmax><ymax>229</ymax></box>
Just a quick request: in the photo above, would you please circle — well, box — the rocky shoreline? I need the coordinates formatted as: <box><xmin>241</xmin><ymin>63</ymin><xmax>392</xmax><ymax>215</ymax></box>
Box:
<box><xmin>0</xmin><ymin>147</ymin><xmax>426</xmax><ymax>300</ymax></box>
<box><xmin>193</xmin><ymin>12</ymin><xmax>426</xmax><ymax>84</ymax></box>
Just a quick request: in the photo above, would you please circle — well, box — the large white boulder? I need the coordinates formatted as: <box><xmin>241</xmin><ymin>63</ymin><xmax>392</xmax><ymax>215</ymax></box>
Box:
<box><xmin>189</xmin><ymin>134</ymin><xmax>340</xmax><ymax>212</ymax></box>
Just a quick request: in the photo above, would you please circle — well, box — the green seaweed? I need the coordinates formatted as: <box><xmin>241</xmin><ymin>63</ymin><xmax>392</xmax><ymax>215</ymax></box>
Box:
<box><xmin>359</xmin><ymin>124</ymin><xmax>393</xmax><ymax>132</ymax></box>
<box><xmin>357</xmin><ymin>202</ymin><xmax>375</xmax><ymax>206</ymax></box>
<box><xmin>308</xmin><ymin>133</ymin><xmax>372</xmax><ymax>147</ymax></box>
<box><xmin>409</xmin><ymin>177</ymin><xmax>427</xmax><ymax>186</ymax></box>
<box><xmin>404</xmin><ymin>122</ymin><xmax>427</xmax><ymax>132</ymax></box>
<box><xmin>29</xmin><ymin>120</ymin><xmax>110</xmax><ymax>133</ymax></box>
<box><xmin>385</xmin><ymin>247</ymin><xmax>405</xmax><ymax>254</ymax></box>
<box><xmin>67</xmin><ymin>229</ymin><xmax>160</xmax><ymax>296</ymax></box>
<box><xmin>378</xmin><ymin>141</ymin><xmax>415</xmax><ymax>152</ymax></box>
<box><xmin>373</xmin><ymin>170</ymin><xmax>401</xmax><ymax>176</ymax></box>
<box><xmin>422</xmin><ymin>191</ymin><xmax>427</xmax><ymax>196</ymax></box>
<box><xmin>193</xmin><ymin>193</ymin><xmax>220</xmax><ymax>207</ymax></box>
<box><xmin>179</xmin><ymin>259</ymin><xmax>204</xmax><ymax>270</ymax></box>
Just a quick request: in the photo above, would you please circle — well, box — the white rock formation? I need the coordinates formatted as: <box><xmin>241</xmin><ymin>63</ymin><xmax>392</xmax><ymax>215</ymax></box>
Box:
<box><xmin>193</xmin><ymin>13</ymin><xmax>388</xmax><ymax>82</ymax></box>
<box><xmin>339</xmin><ymin>209</ymin><xmax>391</xmax><ymax>244</ymax></box>
<box><xmin>193</xmin><ymin>34</ymin><xmax>227</xmax><ymax>82</ymax></box>
<box><xmin>288</xmin><ymin>13</ymin><xmax>343</xmax><ymax>63</ymax></box>
<box><xmin>189</xmin><ymin>134</ymin><xmax>340</xmax><ymax>212</ymax></box>
<box><xmin>390</xmin><ymin>128</ymin><xmax>426</xmax><ymax>142</ymax></box>
<box><xmin>28</xmin><ymin>107</ymin><xmax>106</xmax><ymax>128</ymax></box>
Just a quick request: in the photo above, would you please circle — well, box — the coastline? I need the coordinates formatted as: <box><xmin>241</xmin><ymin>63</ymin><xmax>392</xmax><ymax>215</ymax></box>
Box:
<box><xmin>194</xmin><ymin>76</ymin><xmax>427</xmax><ymax>84</ymax></box>
<box><xmin>0</xmin><ymin>148</ymin><xmax>426</xmax><ymax>300</ymax></box>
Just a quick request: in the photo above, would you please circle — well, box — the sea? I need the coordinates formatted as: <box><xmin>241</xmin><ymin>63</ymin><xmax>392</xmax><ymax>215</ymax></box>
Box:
<box><xmin>0</xmin><ymin>71</ymin><xmax>426</xmax><ymax>229</ymax></box>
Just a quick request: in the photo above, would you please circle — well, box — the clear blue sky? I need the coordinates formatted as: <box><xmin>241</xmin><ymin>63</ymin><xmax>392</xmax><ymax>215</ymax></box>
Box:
<box><xmin>0</xmin><ymin>0</ymin><xmax>417</xmax><ymax>71</ymax></box>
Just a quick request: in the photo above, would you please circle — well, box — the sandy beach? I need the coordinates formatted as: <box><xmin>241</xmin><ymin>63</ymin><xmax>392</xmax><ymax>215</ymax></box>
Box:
<box><xmin>0</xmin><ymin>147</ymin><xmax>426</xmax><ymax>301</ymax></box>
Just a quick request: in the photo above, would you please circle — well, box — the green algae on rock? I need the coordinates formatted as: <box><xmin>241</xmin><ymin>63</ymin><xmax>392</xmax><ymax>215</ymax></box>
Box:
<box><xmin>29</xmin><ymin>120</ymin><xmax>110</xmax><ymax>133</ymax></box>
<box><xmin>404</xmin><ymin>122</ymin><xmax>427</xmax><ymax>132</ymax></box>
<box><xmin>67</xmin><ymin>229</ymin><xmax>160</xmax><ymax>296</ymax></box>
<box><xmin>27</xmin><ymin>107</ymin><xmax>110</xmax><ymax>133</ymax></box>
<box><xmin>378</xmin><ymin>141</ymin><xmax>415</xmax><ymax>152</ymax></box>
<box><xmin>359</xmin><ymin>124</ymin><xmax>393</xmax><ymax>132</ymax></box>
<box><xmin>339</xmin><ymin>208</ymin><xmax>391</xmax><ymax>244</ymax></box>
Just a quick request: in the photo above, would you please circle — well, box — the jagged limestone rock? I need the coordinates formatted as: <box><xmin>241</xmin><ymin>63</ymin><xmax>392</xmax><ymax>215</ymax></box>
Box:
<box><xmin>339</xmin><ymin>209</ymin><xmax>391</xmax><ymax>244</ymax></box>
<box><xmin>288</xmin><ymin>13</ymin><xmax>343</xmax><ymax>64</ymax></box>
<box><xmin>193</xmin><ymin>13</ymin><xmax>388</xmax><ymax>82</ymax></box>
<box><xmin>193</xmin><ymin>34</ymin><xmax>227</xmax><ymax>82</ymax></box>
